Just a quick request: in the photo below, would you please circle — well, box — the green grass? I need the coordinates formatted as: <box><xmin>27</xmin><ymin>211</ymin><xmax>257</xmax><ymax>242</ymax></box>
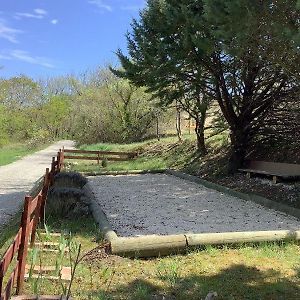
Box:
<box><xmin>0</xmin><ymin>143</ymin><xmax>46</xmax><ymax>166</ymax></box>
<box><xmin>1</xmin><ymin>205</ymin><xmax>299</xmax><ymax>299</ymax></box>
<box><xmin>70</xmin><ymin>136</ymin><xmax>204</xmax><ymax>174</ymax></box>
<box><xmin>2</xmin><ymin>215</ymin><xmax>298</xmax><ymax>300</ymax></box>
<box><xmin>68</xmin><ymin>156</ymin><xmax>167</xmax><ymax>173</ymax></box>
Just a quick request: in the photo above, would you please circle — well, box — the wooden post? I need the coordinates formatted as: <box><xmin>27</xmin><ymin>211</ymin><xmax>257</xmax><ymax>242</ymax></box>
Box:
<box><xmin>50</xmin><ymin>156</ymin><xmax>56</xmax><ymax>182</ymax></box>
<box><xmin>16</xmin><ymin>196</ymin><xmax>31</xmax><ymax>294</ymax></box>
<box><xmin>51</xmin><ymin>156</ymin><xmax>55</xmax><ymax>174</ymax></box>
<box><xmin>60</xmin><ymin>149</ymin><xmax>64</xmax><ymax>170</ymax></box>
<box><xmin>273</xmin><ymin>175</ymin><xmax>278</xmax><ymax>184</ymax></box>
<box><xmin>40</xmin><ymin>168</ymin><xmax>49</xmax><ymax>225</ymax></box>
<box><xmin>0</xmin><ymin>259</ymin><xmax>4</xmax><ymax>297</ymax></box>
<box><xmin>57</xmin><ymin>150</ymin><xmax>61</xmax><ymax>172</ymax></box>
<box><xmin>30</xmin><ymin>194</ymin><xmax>43</xmax><ymax>247</ymax></box>
<box><xmin>97</xmin><ymin>152</ymin><xmax>100</xmax><ymax>165</ymax></box>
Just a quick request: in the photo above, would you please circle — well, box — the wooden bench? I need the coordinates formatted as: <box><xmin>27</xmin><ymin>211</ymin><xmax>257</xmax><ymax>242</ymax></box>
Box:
<box><xmin>238</xmin><ymin>160</ymin><xmax>300</xmax><ymax>184</ymax></box>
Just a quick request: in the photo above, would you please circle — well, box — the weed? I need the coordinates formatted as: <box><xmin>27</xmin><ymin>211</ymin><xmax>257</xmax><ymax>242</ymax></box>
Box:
<box><xmin>156</xmin><ymin>259</ymin><xmax>182</xmax><ymax>287</ymax></box>
<box><xmin>132</xmin><ymin>283</ymin><xmax>153</xmax><ymax>300</ymax></box>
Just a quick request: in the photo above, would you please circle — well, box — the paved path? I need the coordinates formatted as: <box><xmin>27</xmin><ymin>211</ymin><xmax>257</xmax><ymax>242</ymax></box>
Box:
<box><xmin>0</xmin><ymin>140</ymin><xmax>74</xmax><ymax>228</ymax></box>
<box><xmin>89</xmin><ymin>174</ymin><xmax>300</xmax><ymax>237</ymax></box>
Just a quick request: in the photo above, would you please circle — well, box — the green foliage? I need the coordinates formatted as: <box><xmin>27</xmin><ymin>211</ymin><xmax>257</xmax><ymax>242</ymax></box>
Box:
<box><xmin>0</xmin><ymin>68</ymin><xmax>167</xmax><ymax>147</ymax></box>
<box><xmin>115</xmin><ymin>0</ymin><xmax>300</xmax><ymax>171</ymax></box>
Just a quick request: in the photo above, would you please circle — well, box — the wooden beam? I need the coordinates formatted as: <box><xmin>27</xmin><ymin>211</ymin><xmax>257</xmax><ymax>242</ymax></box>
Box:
<box><xmin>186</xmin><ymin>230</ymin><xmax>300</xmax><ymax>246</ymax></box>
<box><xmin>110</xmin><ymin>235</ymin><xmax>187</xmax><ymax>257</ymax></box>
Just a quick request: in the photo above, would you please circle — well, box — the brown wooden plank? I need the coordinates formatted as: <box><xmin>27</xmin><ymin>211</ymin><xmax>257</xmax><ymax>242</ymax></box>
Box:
<box><xmin>40</xmin><ymin>168</ymin><xmax>50</xmax><ymax>225</ymax></box>
<box><xmin>63</xmin><ymin>155</ymin><xmax>132</xmax><ymax>161</ymax></box>
<box><xmin>1</xmin><ymin>228</ymin><xmax>22</xmax><ymax>276</ymax></box>
<box><xmin>16</xmin><ymin>196</ymin><xmax>31</xmax><ymax>294</ymax></box>
<box><xmin>37</xmin><ymin>232</ymin><xmax>61</xmax><ymax>237</ymax></box>
<box><xmin>24</xmin><ymin>267</ymin><xmax>71</xmax><ymax>281</ymax></box>
<box><xmin>28</xmin><ymin>194</ymin><xmax>40</xmax><ymax>216</ymax></box>
<box><xmin>30</xmin><ymin>194</ymin><xmax>43</xmax><ymax>246</ymax></box>
<box><xmin>25</xmin><ymin>265</ymin><xmax>56</xmax><ymax>273</ymax></box>
<box><xmin>63</xmin><ymin>149</ymin><xmax>137</xmax><ymax>156</ymax></box>
<box><xmin>3</xmin><ymin>264</ymin><xmax>19</xmax><ymax>300</ymax></box>
<box><xmin>11</xmin><ymin>296</ymin><xmax>72</xmax><ymax>299</ymax></box>
<box><xmin>32</xmin><ymin>242</ymin><xmax>60</xmax><ymax>248</ymax></box>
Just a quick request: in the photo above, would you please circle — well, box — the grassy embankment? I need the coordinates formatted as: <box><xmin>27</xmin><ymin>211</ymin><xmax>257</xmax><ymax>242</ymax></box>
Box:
<box><xmin>1</xmin><ymin>136</ymin><xmax>299</xmax><ymax>299</ymax></box>
<box><xmin>0</xmin><ymin>142</ymin><xmax>49</xmax><ymax>166</ymax></box>
<box><xmin>69</xmin><ymin>134</ymin><xmax>228</xmax><ymax>176</ymax></box>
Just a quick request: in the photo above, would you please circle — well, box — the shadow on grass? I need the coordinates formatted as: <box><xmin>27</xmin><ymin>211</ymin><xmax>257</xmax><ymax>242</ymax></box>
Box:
<box><xmin>44</xmin><ymin>214</ymin><xmax>98</xmax><ymax>239</ymax></box>
<box><xmin>0</xmin><ymin>210</ymin><xmax>22</xmax><ymax>255</ymax></box>
<box><xmin>91</xmin><ymin>264</ymin><xmax>300</xmax><ymax>300</ymax></box>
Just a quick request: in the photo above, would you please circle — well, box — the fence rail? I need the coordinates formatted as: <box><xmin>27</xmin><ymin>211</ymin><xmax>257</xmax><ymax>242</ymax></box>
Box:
<box><xmin>62</xmin><ymin>148</ymin><xmax>138</xmax><ymax>164</ymax></box>
<box><xmin>0</xmin><ymin>149</ymin><xmax>63</xmax><ymax>300</ymax></box>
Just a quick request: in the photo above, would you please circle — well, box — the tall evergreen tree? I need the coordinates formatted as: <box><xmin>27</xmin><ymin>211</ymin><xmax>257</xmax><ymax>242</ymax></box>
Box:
<box><xmin>114</xmin><ymin>0</ymin><xmax>299</xmax><ymax>172</ymax></box>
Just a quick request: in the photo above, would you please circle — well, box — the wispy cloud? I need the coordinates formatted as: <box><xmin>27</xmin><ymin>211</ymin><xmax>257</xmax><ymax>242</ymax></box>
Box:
<box><xmin>51</xmin><ymin>19</ymin><xmax>58</xmax><ymax>25</ymax></box>
<box><xmin>34</xmin><ymin>9</ymin><xmax>47</xmax><ymax>15</ymax></box>
<box><xmin>0</xmin><ymin>49</ymin><xmax>55</xmax><ymax>68</ymax></box>
<box><xmin>0</xmin><ymin>54</ymin><xmax>11</xmax><ymax>60</ymax></box>
<box><xmin>88</xmin><ymin>0</ymin><xmax>113</xmax><ymax>12</ymax></box>
<box><xmin>0</xmin><ymin>18</ymin><xmax>22</xmax><ymax>43</ymax></box>
<box><xmin>11</xmin><ymin>50</ymin><xmax>54</xmax><ymax>68</ymax></box>
<box><xmin>15</xmin><ymin>8</ymin><xmax>48</xmax><ymax>20</ymax></box>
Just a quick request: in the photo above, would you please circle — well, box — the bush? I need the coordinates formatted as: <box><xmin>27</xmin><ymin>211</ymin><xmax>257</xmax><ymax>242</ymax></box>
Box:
<box><xmin>47</xmin><ymin>187</ymin><xmax>90</xmax><ymax>218</ymax></box>
<box><xmin>53</xmin><ymin>172</ymin><xmax>87</xmax><ymax>188</ymax></box>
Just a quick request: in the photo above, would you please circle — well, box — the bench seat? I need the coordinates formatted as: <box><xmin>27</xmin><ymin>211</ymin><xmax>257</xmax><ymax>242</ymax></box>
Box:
<box><xmin>238</xmin><ymin>160</ymin><xmax>300</xmax><ymax>183</ymax></box>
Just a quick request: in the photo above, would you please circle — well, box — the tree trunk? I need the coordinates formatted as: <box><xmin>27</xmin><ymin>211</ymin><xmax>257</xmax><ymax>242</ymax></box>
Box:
<box><xmin>228</xmin><ymin>129</ymin><xmax>248</xmax><ymax>174</ymax></box>
<box><xmin>156</xmin><ymin>116</ymin><xmax>160</xmax><ymax>141</ymax></box>
<box><xmin>195</xmin><ymin>114</ymin><xmax>207</xmax><ymax>156</ymax></box>
<box><xmin>175</xmin><ymin>107</ymin><xmax>182</xmax><ymax>142</ymax></box>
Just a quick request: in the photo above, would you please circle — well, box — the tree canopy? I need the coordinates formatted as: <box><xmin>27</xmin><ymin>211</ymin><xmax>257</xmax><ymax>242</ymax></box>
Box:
<box><xmin>114</xmin><ymin>0</ymin><xmax>300</xmax><ymax>172</ymax></box>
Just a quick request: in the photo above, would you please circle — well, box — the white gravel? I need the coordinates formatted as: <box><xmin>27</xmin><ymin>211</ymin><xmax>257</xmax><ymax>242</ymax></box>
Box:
<box><xmin>0</xmin><ymin>140</ymin><xmax>74</xmax><ymax>228</ymax></box>
<box><xmin>88</xmin><ymin>173</ymin><xmax>300</xmax><ymax>237</ymax></box>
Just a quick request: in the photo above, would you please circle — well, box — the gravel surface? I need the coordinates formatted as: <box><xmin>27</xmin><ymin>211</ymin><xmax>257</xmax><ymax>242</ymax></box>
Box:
<box><xmin>0</xmin><ymin>140</ymin><xmax>74</xmax><ymax>228</ymax></box>
<box><xmin>88</xmin><ymin>173</ymin><xmax>300</xmax><ymax>237</ymax></box>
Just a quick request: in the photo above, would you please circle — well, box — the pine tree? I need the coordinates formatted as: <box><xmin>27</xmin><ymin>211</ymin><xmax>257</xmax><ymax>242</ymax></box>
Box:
<box><xmin>114</xmin><ymin>0</ymin><xmax>299</xmax><ymax>172</ymax></box>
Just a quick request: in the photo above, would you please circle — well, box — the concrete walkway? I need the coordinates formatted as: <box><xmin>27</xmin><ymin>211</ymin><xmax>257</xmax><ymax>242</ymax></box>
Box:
<box><xmin>0</xmin><ymin>140</ymin><xmax>74</xmax><ymax>228</ymax></box>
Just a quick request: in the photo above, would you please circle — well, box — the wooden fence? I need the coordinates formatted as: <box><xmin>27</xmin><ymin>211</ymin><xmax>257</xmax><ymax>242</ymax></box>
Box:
<box><xmin>0</xmin><ymin>150</ymin><xmax>64</xmax><ymax>300</ymax></box>
<box><xmin>62</xmin><ymin>148</ymin><xmax>138</xmax><ymax>164</ymax></box>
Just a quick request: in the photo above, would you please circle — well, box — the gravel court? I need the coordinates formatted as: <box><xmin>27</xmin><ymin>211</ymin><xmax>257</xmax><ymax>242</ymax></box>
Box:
<box><xmin>88</xmin><ymin>173</ymin><xmax>300</xmax><ymax>237</ymax></box>
<box><xmin>0</xmin><ymin>140</ymin><xmax>74</xmax><ymax>228</ymax></box>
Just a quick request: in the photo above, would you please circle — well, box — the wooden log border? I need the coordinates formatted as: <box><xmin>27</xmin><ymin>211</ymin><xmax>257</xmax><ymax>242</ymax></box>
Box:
<box><xmin>87</xmin><ymin>169</ymin><xmax>300</xmax><ymax>258</ymax></box>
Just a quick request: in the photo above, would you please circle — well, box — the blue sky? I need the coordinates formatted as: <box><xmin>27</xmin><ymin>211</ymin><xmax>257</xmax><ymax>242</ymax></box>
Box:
<box><xmin>0</xmin><ymin>0</ymin><xmax>146</xmax><ymax>79</ymax></box>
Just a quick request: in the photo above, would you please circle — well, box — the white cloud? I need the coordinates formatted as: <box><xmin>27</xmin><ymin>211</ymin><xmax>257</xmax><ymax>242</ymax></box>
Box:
<box><xmin>8</xmin><ymin>50</ymin><xmax>55</xmax><ymax>68</ymax></box>
<box><xmin>0</xmin><ymin>54</ymin><xmax>11</xmax><ymax>60</ymax></box>
<box><xmin>88</xmin><ymin>0</ymin><xmax>113</xmax><ymax>12</ymax></box>
<box><xmin>15</xmin><ymin>9</ymin><xmax>48</xmax><ymax>20</ymax></box>
<box><xmin>0</xmin><ymin>19</ymin><xmax>22</xmax><ymax>43</ymax></box>
<box><xmin>15</xmin><ymin>13</ymin><xmax>44</xmax><ymax>20</ymax></box>
<box><xmin>34</xmin><ymin>9</ymin><xmax>47</xmax><ymax>15</ymax></box>
<box><xmin>51</xmin><ymin>19</ymin><xmax>58</xmax><ymax>25</ymax></box>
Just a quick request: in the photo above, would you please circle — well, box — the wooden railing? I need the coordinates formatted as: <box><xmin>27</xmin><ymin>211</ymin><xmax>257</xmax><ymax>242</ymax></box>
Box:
<box><xmin>62</xmin><ymin>148</ymin><xmax>138</xmax><ymax>164</ymax></box>
<box><xmin>0</xmin><ymin>150</ymin><xmax>63</xmax><ymax>300</ymax></box>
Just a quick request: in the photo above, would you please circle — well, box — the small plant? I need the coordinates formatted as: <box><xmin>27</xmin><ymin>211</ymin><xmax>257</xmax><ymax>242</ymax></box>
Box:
<box><xmin>132</xmin><ymin>283</ymin><xmax>153</xmax><ymax>300</ymax></box>
<box><xmin>28</xmin><ymin>227</ymin><xmax>82</xmax><ymax>299</ymax></box>
<box><xmin>156</xmin><ymin>259</ymin><xmax>181</xmax><ymax>288</ymax></box>
<box><xmin>101</xmin><ymin>159</ymin><xmax>108</xmax><ymax>168</ymax></box>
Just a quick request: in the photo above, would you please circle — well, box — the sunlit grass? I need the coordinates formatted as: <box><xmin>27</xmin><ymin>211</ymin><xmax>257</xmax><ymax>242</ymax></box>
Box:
<box><xmin>0</xmin><ymin>142</ymin><xmax>49</xmax><ymax>166</ymax></box>
<box><xmin>9</xmin><ymin>215</ymin><xmax>299</xmax><ymax>299</ymax></box>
